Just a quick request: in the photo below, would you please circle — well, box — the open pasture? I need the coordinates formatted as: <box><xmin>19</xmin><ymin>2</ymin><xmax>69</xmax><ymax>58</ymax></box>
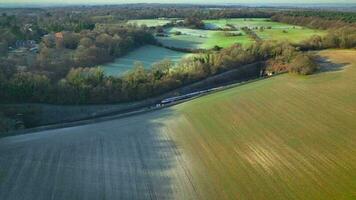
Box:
<box><xmin>157</xmin><ymin>18</ymin><xmax>325</xmax><ymax>50</ymax></box>
<box><xmin>256</xmin><ymin>28</ymin><xmax>327</xmax><ymax>43</ymax></box>
<box><xmin>156</xmin><ymin>27</ymin><xmax>254</xmax><ymax>49</ymax></box>
<box><xmin>204</xmin><ymin>18</ymin><xmax>298</xmax><ymax>29</ymax></box>
<box><xmin>127</xmin><ymin>18</ymin><xmax>177</xmax><ymax>27</ymax></box>
<box><xmin>101</xmin><ymin>45</ymin><xmax>189</xmax><ymax>76</ymax></box>
<box><xmin>204</xmin><ymin>18</ymin><xmax>326</xmax><ymax>44</ymax></box>
<box><xmin>156</xmin><ymin>27</ymin><xmax>209</xmax><ymax>49</ymax></box>
<box><xmin>202</xmin><ymin>31</ymin><xmax>253</xmax><ymax>48</ymax></box>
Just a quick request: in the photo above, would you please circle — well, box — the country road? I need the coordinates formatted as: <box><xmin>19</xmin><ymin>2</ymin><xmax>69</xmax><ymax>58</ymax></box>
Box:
<box><xmin>0</xmin><ymin>109</ymin><xmax>199</xmax><ymax>200</ymax></box>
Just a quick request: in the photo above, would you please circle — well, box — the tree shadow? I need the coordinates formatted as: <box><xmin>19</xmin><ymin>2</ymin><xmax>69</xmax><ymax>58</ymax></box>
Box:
<box><xmin>0</xmin><ymin>109</ymin><xmax>187</xmax><ymax>200</ymax></box>
<box><xmin>314</xmin><ymin>55</ymin><xmax>350</xmax><ymax>74</ymax></box>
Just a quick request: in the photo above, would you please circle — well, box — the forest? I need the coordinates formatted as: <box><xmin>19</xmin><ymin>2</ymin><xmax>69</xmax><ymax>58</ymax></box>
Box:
<box><xmin>0</xmin><ymin>6</ymin><xmax>355</xmax><ymax>107</ymax></box>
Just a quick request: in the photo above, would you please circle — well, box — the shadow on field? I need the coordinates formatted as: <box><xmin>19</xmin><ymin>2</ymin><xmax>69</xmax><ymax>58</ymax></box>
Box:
<box><xmin>315</xmin><ymin>56</ymin><xmax>349</xmax><ymax>73</ymax></box>
<box><xmin>0</xmin><ymin>109</ymin><xmax>182</xmax><ymax>200</ymax></box>
<box><xmin>157</xmin><ymin>37</ymin><xmax>203</xmax><ymax>49</ymax></box>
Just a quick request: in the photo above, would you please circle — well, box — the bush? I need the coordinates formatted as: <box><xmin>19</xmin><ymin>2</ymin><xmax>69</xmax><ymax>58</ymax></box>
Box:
<box><xmin>173</xmin><ymin>31</ymin><xmax>182</xmax><ymax>35</ymax></box>
<box><xmin>288</xmin><ymin>54</ymin><xmax>317</xmax><ymax>75</ymax></box>
<box><xmin>0</xmin><ymin>113</ymin><xmax>17</xmax><ymax>133</ymax></box>
<box><xmin>183</xmin><ymin>17</ymin><xmax>205</xmax><ymax>29</ymax></box>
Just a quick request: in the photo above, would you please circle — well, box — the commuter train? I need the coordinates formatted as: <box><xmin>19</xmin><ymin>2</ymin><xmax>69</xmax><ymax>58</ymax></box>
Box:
<box><xmin>159</xmin><ymin>87</ymin><xmax>223</xmax><ymax>105</ymax></box>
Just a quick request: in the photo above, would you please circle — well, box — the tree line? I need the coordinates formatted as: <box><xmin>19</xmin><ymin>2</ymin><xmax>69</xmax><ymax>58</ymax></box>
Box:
<box><xmin>270</xmin><ymin>13</ymin><xmax>356</xmax><ymax>50</ymax></box>
<box><xmin>1</xmin><ymin>23</ymin><xmax>356</xmax><ymax>105</ymax></box>
<box><xmin>278</xmin><ymin>10</ymin><xmax>356</xmax><ymax>23</ymax></box>
<box><xmin>271</xmin><ymin>13</ymin><xmax>356</xmax><ymax>30</ymax></box>
<box><xmin>1</xmin><ymin>7</ymin><xmax>356</xmax><ymax>106</ymax></box>
<box><xmin>0</xmin><ymin>39</ymin><xmax>308</xmax><ymax>104</ymax></box>
<box><xmin>36</xmin><ymin>24</ymin><xmax>155</xmax><ymax>80</ymax></box>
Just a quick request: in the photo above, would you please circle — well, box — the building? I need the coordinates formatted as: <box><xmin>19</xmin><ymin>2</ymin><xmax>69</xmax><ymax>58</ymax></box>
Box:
<box><xmin>14</xmin><ymin>40</ymin><xmax>36</xmax><ymax>49</ymax></box>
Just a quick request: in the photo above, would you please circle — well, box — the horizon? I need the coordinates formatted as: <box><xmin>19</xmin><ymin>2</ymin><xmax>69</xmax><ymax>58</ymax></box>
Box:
<box><xmin>1</xmin><ymin>1</ymin><xmax>356</xmax><ymax>6</ymax></box>
<box><xmin>1</xmin><ymin>2</ymin><xmax>356</xmax><ymax>9</ymax></box>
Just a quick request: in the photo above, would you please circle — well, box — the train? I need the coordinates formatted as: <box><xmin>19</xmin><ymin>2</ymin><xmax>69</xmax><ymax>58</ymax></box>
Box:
<box><xmin>159</xmin><ymin>86</ymin><xmax>223</xmax><ymax>106</ymax></box>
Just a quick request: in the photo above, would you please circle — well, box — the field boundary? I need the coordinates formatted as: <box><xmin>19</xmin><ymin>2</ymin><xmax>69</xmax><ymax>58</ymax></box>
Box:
<box><xmin>2</xmin><ymin>70</ymin><xmax>283</xmax><ymax>138</ymax></box>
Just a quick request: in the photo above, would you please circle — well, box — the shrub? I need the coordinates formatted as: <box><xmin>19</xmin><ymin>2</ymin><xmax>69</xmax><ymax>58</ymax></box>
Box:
<box><xmin>183</xmin><ymin>17</ymin><xmax>205</xmax><ymax>29</ymax></box>
<box><xmin>173</xmin><ymin>31</ymin><xmax>182</xmax><ymax>35</ymax></box>
<box><xmin>0</xmin><ymin>113</ymin><xmax>17</xmax><ymax>133</ymax></box>
<box><xmin>288</xmin><ymin>54</ymin><xmax>317</xmax><ymax>75</ymax></box>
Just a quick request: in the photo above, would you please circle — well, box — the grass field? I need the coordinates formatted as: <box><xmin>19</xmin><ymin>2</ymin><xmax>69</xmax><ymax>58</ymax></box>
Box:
<box><xmin>1</xmin><ymin>50</ymin><xmax>355</xmax><ymax>199</ymax></box>
<box><xmin>100</xmin><ymin>45</ymin><xmax>189</xmax><ymax>76</ymax></box>
<box><xmin>204</xmin><ymin>18</ymin><xmax>298</xmax><ymax>29</ymax></box>
<box><xmin>256</xmin><ymin>28</ymin><xmax>326</xmax><ymax>43</ymax></box>
<box><xmin>127</xmin><ymin>18</ymin><xmax>178</xmax><ymax>27</ymax></box>
<box><xmin>202</xmin><ymin>31</ymin><xmax>253</xmax><ymax>48</ymax></box>
<box><xmin>156</xmin><ymin>27</ymin><xmax>210</xmax><ymax>49</ymax></box>
<box><xmin>157</xmin><ymin>18</ymin><xmax>325</xmax><ymax>49</ymax></box>
<box><xmin>157</xmin><ymin>27</ymin><xmax>254</xmax><ymax>49</ymax></box>
<box><xmin>204</xmin><ymin>18</ymin><xmax>326</xmax><ymax>44</ymax></box>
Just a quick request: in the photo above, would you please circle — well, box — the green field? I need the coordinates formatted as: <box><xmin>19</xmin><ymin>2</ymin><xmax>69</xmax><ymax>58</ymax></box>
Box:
<box><xmin>1</xmin><ymin>50</ymin><xmax>355</xmax><ymax>199</ymax></box>
<box><xmin>100</xmin><ymin>45</ymin><xmax>189</xmax><ymax>76</ymax></box>
<box><xmin>204</xmin><ymin>18</ymin><xmax>326</xmax><ymax>44</ymax></box>
<box><xmin>156</xmin><ymin>18</ymin><xmax>325</xmax><ymax>49</ymax></box>
<box><xmin>127</xmin><ymin>18</ymin><xmax>178</xmax><ymax>27</ymax></box>
<box><xmin>157</xmin><ymin>27</ymin><xmax>254</xmax><ymax>49</ymax></box>
<box><xmin>160</xmin><ymin>49</ymin><xmax>356</xmax><ymax>199</ymax></box>
<box><xmin>204</xmin><ymin>18</ymin><xmax>297</xmax><ymax>29</ymax></box>
<box><xmin>202</xmin><ymin>31</ymin><xmax>253</xmax><ymax>48</ymax></box>
<box><xmin>156</xmin><ymin>27</ymin><xmax>210</xmax><ymax>49</ymax></box>
<box><xmin>257</xmin><ymin>28</ymin><xmax>326</xmax><ymax>43</ymax></box>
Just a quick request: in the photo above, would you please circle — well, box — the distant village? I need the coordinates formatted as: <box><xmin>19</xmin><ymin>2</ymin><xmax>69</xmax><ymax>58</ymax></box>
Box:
<box><xmin>7</xmin><ymin>23</ymin><xmax>39</xmax><ymax>54</ymax></box>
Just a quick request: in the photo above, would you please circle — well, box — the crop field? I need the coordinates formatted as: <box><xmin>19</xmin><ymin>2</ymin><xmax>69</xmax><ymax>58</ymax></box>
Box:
<box><xmin>0</xmin><ymin>50</ymin><xmax>355</xmax><ymax>199</ymax></box>
<box><xmin>101</xmin><ymin>45</ymin><xmax>189</xmax><ymax>76</ymax></box>
<box><xmin>0</xmin><ymin>110</ymin><xmax>200</xmax><ymax>200</ymax></box>
<box><xmin>165</xmin><ymin>49</ymin><xmax>356</xmax><ymax>199</ymax></box>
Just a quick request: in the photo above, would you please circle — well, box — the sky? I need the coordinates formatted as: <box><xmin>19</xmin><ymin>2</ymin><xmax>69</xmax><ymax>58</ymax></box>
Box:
<box><xmin>1</xmin><ymin>0</ymin><xmax>355</xmax><ymax>5</ymax></box>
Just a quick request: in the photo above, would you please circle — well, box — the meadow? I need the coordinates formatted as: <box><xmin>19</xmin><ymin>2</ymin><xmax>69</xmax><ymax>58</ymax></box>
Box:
<box><xmin>204</xmin><ymin>18</ymin><xmax>297</xmax><ymax>29</ymax></box>
<box><xmin>156</xmin><ymin>18</ymin><xmax>325</xmax><ymax>49</ymax></box>
<box><xmin>104</xmin><ymin>18</ymin><xmax>325</xmax><ymax>76</ymax></box>
<box><xmin>256</xmin><ymin>28</ymin><xmax>326</xmax><ymax>43</ymax></box>
<box><xmin>127</xmin><ymin>18</ymin><xmax>178</xmax><ymax>27</ymax></box>
<box><xmin>156</xmin><ymin>27</ymin><xmax>254</xmax><ymax>49</ymax></box>
<box><xmin>202</xmin><ymin>31</ymin><xmax>253</xmax><ymax>48</ymax></box>
<box><xmin>100</xmin><ymin>45</ymin><xmax>189</xmax><ymax>76</ymax></box>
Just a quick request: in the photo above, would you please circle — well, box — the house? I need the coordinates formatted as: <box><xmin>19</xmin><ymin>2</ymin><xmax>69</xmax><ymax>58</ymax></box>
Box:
<box><xmin>14</xmin><ymin>40</ymin><xmax>37</xmax><ymax>49</ymax></box>
<box><xmin>23</xmin><ymin>24</ymin><xmax>33</xmax><ymax>32</ymax></box>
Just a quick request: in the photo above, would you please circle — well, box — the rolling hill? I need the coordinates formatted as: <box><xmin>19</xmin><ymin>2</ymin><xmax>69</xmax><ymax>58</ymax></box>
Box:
<box><xmin>0</xmin><ymin>50</ymin><xmax>355</xmax><ymax>200</ymax></box>
<box><xmin>164</xmin><ymin>49</ymin><xmax>356</xmax><ymax>199</ymax></box>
